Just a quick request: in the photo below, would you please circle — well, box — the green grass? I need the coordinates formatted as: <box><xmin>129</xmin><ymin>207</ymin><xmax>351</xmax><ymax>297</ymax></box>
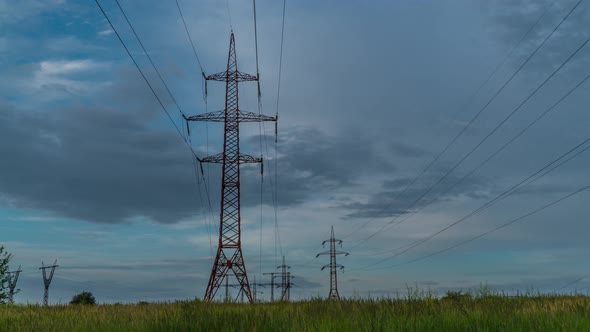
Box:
<box><xmin>2</xmin><ymin>293</ymin><xmax>590</xmax><ymax>331</ymax></box>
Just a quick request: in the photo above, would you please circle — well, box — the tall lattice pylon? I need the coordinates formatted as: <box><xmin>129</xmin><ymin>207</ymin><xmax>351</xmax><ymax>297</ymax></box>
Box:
<box><xmin>316</xmin><ymin>226</ymin><xmax>349</xmax><ymax>300</ymax></box>
<box><xmin>185</xmin><ymin>32</ymin><xmax>276</xmax><ymax>303</ymax></box>
<box><xmin>39</xmin><ymin>260</ymin><xmax>58</xmax><ymax>306</ymax></box>
<box><xmin>7</xmin><ymin>265</ymin><xmax>22</xmax><ymax>303</ymax></box>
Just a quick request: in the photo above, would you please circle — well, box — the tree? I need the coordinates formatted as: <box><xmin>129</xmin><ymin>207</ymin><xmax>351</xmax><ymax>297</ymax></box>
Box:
<box><xmin>70</xmin><ymin>291</ymin><xmax>96</xmax><ymax>305</ymax></box>
<box><xmin>0</xmin><ymin>245</ymin><xmax>12</xmax><ymax>304</ymax></box>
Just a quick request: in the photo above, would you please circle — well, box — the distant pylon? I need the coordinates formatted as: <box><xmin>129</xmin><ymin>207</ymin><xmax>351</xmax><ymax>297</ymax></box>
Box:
<box><xmin>7</xmin><ymin>265</ymin><xmax>22</xmax><ymax>303</ymax></box>
<box><xmin>276</xmin><ymin>256</ymin><xmax>293</xmax><ymax>301</ymax></box>
<box><xmin>185</xmin><ymin>32</ymin><xmax>277</xmax><ymax>303</ymax></box>
<box><xmin>261</xmin><ymin>272</ymin><xmax>278</xmax><ymax>302</ymax></box>
<box><xmin>250</xmin><ymin>275</ymin><xmax>265</xmax><ymax>303</ymax></box>
<box><xmin>316</xmin><ymin>226</ymin><xmax>349</xmax><ymax>300</ymax></box>
<box><xmin>39</xmin><ymin>260</ymin><xmax>58</xmax><ymax>306</ymax></box>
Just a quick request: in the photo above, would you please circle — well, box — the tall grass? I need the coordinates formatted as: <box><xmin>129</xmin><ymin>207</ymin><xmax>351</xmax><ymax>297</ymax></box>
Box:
<box><xmin>2</xmin><ymin>292</ymin><xmax>590</xmax><ymax>331</ymax></box>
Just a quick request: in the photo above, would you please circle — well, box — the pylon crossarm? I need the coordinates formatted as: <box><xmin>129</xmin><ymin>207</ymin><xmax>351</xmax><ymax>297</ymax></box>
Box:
<box><xmin>201</xmin><ymin>153</ymin><xmax>263</xmax><ymax>164</ymax></box>
<box><xmin>185</xmin><ymin>110</ymin><xmax>225</xmax><ymax>122</ymax></box>
<box><xmin>185</xmin><ymin>110</ymin><xmax>275</xmax><ymax>123</ymax></box>
<box><xmin>333</xmin><ymin>250</ymin><xmax>349</xmax><ymax>256</ymax></box>
<box><xmin>316</xmin><ymin>251</ymin><xmax>331</xmax><ymax>257</ymax></box>
<box><xmin>236</xmin><ymin>111</ymin><xmax>276</xmax><ymax>122</ymax></box>
<box><xmin>206</xmin><ymin>70</ymin><xmax>258</xmax><ymax>82</ymax></box>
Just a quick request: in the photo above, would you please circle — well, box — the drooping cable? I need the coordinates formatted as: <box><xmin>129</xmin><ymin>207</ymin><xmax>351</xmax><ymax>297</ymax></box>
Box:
<box><xmin>340</xmin><ymin>1</ymin><xmax>551</xmax><ymax>240</ymax></box>
<box><xmin>94</xmin><ymin>0</ymin><xmax>200</xmax><ymax>161</ymax></box>
<box><xmin>556</xmin><ymin>274</ymin><xmax>590</xmax><ymax>292</ymax></box>
<box><xmin>362</xmin><ymin>180</ymin><xmax>590</xmax><ymax>272</ymax></box>
<box><xmin>114</xmin><ymin>0</ymin><xmax>188</xmax><ymax>118</ymax></box>
<box><xmin>252</xmin><ymin>0</ymin><xmax>265</xmax><ymax>276</ymax></box>
<box><xmin>365</xmin><ymin>64</ymin><xmax>590</xmax><ymax>251</ymax></box>
<box><xmin>352</xmin><ymin>134</ymin><xmax>590</xmax><ymax>271</ymax></box>
<box><xmin>273</xmin><ymin>0</ymin><xmax>288</xmax><ymax>264</ymax></box>
<box><xmin>175</xmin><ymin>0</ymin><xmax>206</xmax><ymax>77</ymax></box>
<box><xmin>348</xmin><ymin>1</ymin><xmax>586</xmax><ymax>250</ymax></box>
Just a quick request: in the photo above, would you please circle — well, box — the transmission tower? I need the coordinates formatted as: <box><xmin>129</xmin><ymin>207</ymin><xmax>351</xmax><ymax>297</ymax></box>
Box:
<box><xmin>316</xmin><ymin>226</ymin><xmax>349</xmax><ymax>300</ymax></box>
<box><xmin>276</xmin><ymin>256</ymin><xmax>294</xmax><ymax>301</ymax></box>
<box><xmin>261</xmin><ymin>272</ymin><xmax>278</xmax><ymax>302</ymax></box>
<box><xmin>39</xmin><ymin>260</ymin><xmax>58</xmax><ymax>306</ymax></box>
<box><xmin>251</xmin><ymin>275</ymin><xmax>264</xmax><ymax>303</ymax></box>
<box><xmin>185</xmin><ymin>32</ymin><xmax>277</xmax><ymax>303</ymax></box>
<box><xmin>7</xmin><ymin>265</ymin><xmax>22</xmax><ymax>303</ymax></box>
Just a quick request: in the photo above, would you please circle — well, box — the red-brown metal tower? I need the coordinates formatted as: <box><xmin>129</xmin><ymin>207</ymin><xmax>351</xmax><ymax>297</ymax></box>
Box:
<box><xmin>316</xmin><ymin>226</ymin><xmax>349</xmax><ymax>300</ymax></box>
<box><xmin>185</xmin><ymin>32</ymin><xmax>276</xmax><ymax>303</ymax></box>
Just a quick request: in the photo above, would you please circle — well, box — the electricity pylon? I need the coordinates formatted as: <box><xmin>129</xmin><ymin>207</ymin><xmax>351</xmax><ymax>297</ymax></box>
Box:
<box><xmin>316</xmin><ymin>226</ymin><xmax>349</xmax><ymax>300</ymax></box>
<box><xmin>185</xmin><ymin>32</ymin><xmax>277</xmax><ymax>303</ymax></box>
<box><xmin>261</xmin><ymin>272</ymin><xmax>278</xmax><ymax>302</ymax></box>
<box><xmin>276</xmin><ymin>256</ymin><xmax>293</xmax><ymax>301</ymax></box>
<box><xmin>39</xmin><ymin>260</ymin><xmax>58</xmax><ymax>306</ymax></box>
<box><xmin>251</xmin><ymin>275</ymin><xmax>265</xmax><ymax>302</ymax></box>
<box><xmin>7</xmin><ymin>265</ymin><xmax>22</xmax><ymax>303</ymax></box>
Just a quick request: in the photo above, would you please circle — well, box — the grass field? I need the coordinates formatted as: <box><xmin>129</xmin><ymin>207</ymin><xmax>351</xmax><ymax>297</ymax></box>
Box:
<box><xmin>2</xmin><ymin>291</ymin><xmax>590</xmax><ymax>331</ymax></box>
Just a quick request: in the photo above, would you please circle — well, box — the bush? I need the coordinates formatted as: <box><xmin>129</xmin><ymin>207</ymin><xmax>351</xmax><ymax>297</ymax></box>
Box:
<box><xmin>70</xmin><ymin>291</ymin><xmax>96</xmax><ymax>305</ymax></box>
<box><xmin>0</xmin><ymin>245</ymin><xmax>13</xmax><ymax>305</ymax></box>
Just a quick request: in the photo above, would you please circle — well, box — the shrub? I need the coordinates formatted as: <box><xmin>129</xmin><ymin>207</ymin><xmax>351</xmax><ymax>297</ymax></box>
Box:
<box><xmin>70</xmin><ymin>291</ymin><xmax>96</xmax><ymax>305</ymax></box>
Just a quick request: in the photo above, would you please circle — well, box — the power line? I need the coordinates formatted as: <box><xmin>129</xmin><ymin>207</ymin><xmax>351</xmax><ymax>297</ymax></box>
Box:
<box><xmin>273</xmin><ymin>0</ymin><xmax>288</xmax><ymax>264</ymax></box>
<box><xmin>225</xmin><ymin>0</ymin><xmax>233</xmax><ymax>30</ymax></box>
<box><xmin>253</xmin><ymin>0</ymin><xmax>287</xmax><ymax>264</ymax></box>
<box><xmin>556</xmin><ymin>273</ymin><xmax>590</xmax><ymax>291</ymax></box>
<box><xmin>175</xmin><ymin>0</ymin><xmax>206</xmax><ymax>77</ymax></box>
<box><xmin>347</xmin><ymin>0</ymin><xmax>582</xmax><ymax>244</ymax></box>
<box><xmin>352</xmin><ymin>132</ymin><xmax>590</xmax><ymax>271</ymax></box>
<box><xmin>93</xmin><ymin>0</ymin><xmax>201</xmax><ymax>162</ymax></box>
<box><xmin>348</xmin><ymin>1</ymin><xmax>586</xmax><ymax>250</ymax></box>
<box><xmin>95</xmin><ymin>0</ymin><xmax>217</xmax><ymax>256</ymax></box>
<box><xmin>114</xmin><ymin>0</ymin><xmax>188</xmax><ymax>118</ymax></box>
<box><xmin>360</xmin><ymin>52</ymin><xmax>590</xmax><ymax>256</ymax></box>
<box><xmin>339</xmin><ymin>0</ymin><xmax>558</xmax><ymax>240</ymax></box>
<box><xmin>252</xmin><ymin>0</ymin><xmax>265</xmax><ymax>277</ymax></box>
<box><xmin>275</xmin><ymin>0</ymin><xmax>287</xmax><ymax>119</ymax></box>
<box><xmin>362</xmin><ymin>180</ymin><xmax>590</xmax><ymax>272</ymax></box>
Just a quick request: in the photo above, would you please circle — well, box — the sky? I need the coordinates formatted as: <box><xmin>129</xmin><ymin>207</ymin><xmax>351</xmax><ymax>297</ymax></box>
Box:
<box><xmin>2</xmin><ymin>0</ymin><xmax>590</xmax><ymax>304</ymax></box>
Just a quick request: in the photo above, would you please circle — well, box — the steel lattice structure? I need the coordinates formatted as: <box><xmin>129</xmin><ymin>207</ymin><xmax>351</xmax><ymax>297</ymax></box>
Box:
<box><xmin>186</xmin><ymin>32</ymin><xmax>276</xmax><ymax>303</ymax></box>
<box><xmin>316</xmin><ymin>226</ymin><xmax>349</xmax><ymax>300</ymax></box>
<box><xmin>276</xmin><ymin>256</ymin><xmax>293</xmax><ymax>301</ymax></box>
<box><xmin>7</xmin><ymin>265</ymin><xmax>22</xmax><ymax>303</ymax></box>
<box><xmin>39</xmin><ymin>260</ymin><xmax>58</xmax><ymax>306</ymax></box>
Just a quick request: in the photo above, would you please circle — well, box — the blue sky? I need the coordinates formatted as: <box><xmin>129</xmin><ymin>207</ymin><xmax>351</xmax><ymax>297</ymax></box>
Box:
<box><xmin>3</xmin><ymin>0</ymin><xmax>590</xmax><ymax>304</ymax></box>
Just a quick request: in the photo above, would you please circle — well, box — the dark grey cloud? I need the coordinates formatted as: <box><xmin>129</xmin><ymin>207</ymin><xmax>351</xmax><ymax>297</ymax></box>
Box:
<box><xmin>481</xmin><ymin>0</ymin><xmax>590</xmax><ymax>74</ymax></box>
<box><xmin>341</xmin><ymin>166</ymin><xmax>491</xmax><ymax>219</ymax></box>
<box><xmin>0</xmin><ymin>91</ymin><xmax>423</xmax><ymax>224</ymax></box>
<box><xmin>241</xmin><ymin>126</ymin><xmax>419</xmax><ymax>208</ymax></box>
<box><xmin>0</xmin><ymin>102</ymin><xmax>199</xmax><ymax>224</ymax></box>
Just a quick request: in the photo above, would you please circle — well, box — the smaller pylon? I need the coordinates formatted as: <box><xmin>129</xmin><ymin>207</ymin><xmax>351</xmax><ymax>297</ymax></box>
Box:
<box><xmin>261</xmin><ymin>272</ymin><xmax>278</xmax><ymax>302</ymax></box>
<box><xmin>252</xmin><ymin>275</ymin><xmax>264</xmax><ymax>303</ymax></box>
<box><xmin>316</xmin><ymin>226</ymin><xmax>349</xmax><ymax>300</ymax></box>
<box><xmin>276</xmin><ymin>256</ymin><xmax>292</xmax><ymax>301</ymax></box>
<box><xmin>7</xmin><ymin>265</ymin><xmax>22</xmax><ymax>303</ymax></box>
<box><xmin>39</xmin><ymin>260</ymin><xmax>58</xmax><ymax>306</ymax></box>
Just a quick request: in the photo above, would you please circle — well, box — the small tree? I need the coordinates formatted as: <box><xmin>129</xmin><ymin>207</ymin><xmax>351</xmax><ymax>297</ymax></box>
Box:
<box><xmin>0</xmin><ymin>245</ymin><xmax>12</xmax><ymax>304</ymax></box>
<box><xmin>70</xmin><ymin>291</ymin><xmax>96</xmax><ymax>305</ymax></box>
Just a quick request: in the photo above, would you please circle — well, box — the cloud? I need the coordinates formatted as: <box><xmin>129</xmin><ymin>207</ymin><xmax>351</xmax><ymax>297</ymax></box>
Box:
<box><xmin>0</xmin><ymin>100</ymin><xmax>200</xmax><ymax>224</ymax></box>
<box><xmin>341</xmin><ymin>167</ymin><xmax>490</xmax><ymax>219</ymax></box>
<box><xmin>39</xmin><ymin>59</ymin><xmax>101</xmax><ymax>75</ymax></box>
<box><xmin>98</xmin><ymin>29</ymin><xmax>114</xmax><ymax>37</ymax></box>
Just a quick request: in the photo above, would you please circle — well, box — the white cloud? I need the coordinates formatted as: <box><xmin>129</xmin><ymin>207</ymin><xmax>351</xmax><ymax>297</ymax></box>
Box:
<box><xmin>98</xmin><ymin>29</ymin><xmax>114</xmax><ymax>37</ymax></box>
<box><xmin>25</xmin><ymin>59</ymin><xmax>111</xmax><ymax>98</ymax></box>
<box><xmin>39</xmin><ymin>59</ymin><xmax>101</xmax><ymax>76</ymax></box>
